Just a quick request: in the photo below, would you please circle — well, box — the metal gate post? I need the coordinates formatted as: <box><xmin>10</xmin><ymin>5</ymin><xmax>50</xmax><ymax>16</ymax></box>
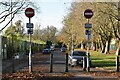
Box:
<box><xmin>116</xmin><ymin>56</ymin><xmax>119</xmax><ymax>72</ymax></box>
<box><xmin>83</xmin><ymin>57</ymin><xmax>86</xmax><ymax>71</ymax></box>
<box><xmin>65</xmin><ymin>53</ymin><xmax>68</xmax><ymax>72</ymax></box>
<box><xmin>50</xmin><ymin>53</ymin><xmax>53</xmax><ymax>73</ymax></box>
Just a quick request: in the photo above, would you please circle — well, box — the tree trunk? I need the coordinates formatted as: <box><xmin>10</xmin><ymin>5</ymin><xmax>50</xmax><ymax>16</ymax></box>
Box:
<box><xmin>67</xmin><ymin>43</ymin><xmax>71</xmax><ymax>51</ymax></box>
<box><xmin>104</xmin><ymin>38</ymin><xmax>111</xmax><ymax>54</ymax></box>
<box><xmin>92</xmin><ymin>41</ymin><xmax>96</xmax><ymax>51</ymax></box>
<box><xmin>98</xmin><ymin>40</ymin><xmax>102</xmax><ymax>52</ymax></box>
<box><xmin>96</xmin><ymin>41</ymin><xmax>100</xmax><ymax>51</ymax></box>
<box><xmin>81</xmin><ymin>42</ymin><xmax>84</xmax><ymax>49</ymax></box>
<box><xmin>91</xmin><ymin>41</ymin><xmax>94</xmax><ymax>50</ymax></box>
<box><xmin>101</xmin><ymin>44</ymin><xmax>106</xmax><ymax>53</ymax></box>
<box><xmin>83</xmin><ymin>43</ymin><xmax>86</xmax><ymax>50</ymax></box>
<box><xmin>100</xmin><ymin>37</ymin><xmax>106</xmax><ymax>53</ymax></box>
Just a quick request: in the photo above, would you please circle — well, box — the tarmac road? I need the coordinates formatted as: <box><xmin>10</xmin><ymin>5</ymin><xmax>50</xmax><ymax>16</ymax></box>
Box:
<box><xmin>32</xmin><ymin>49</ymin><xmax>66</xmax><ymax>73</ymax></box>
<box><xmin>2</xmin><ymin>49</ymin><xmax>119</xmax><ymax>80</ymax></box>
<box><xmin>32</xmin><ymin>49</ymin><xmax>85</xmax><ymax>73</ymax></box>
<box><xmin>31</xmin><ymin>49</ymin><xmax>119</xmax><ymax>80</ymax></box>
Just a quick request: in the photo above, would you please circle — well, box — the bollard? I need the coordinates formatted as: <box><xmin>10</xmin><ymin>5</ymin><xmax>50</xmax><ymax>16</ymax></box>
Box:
<box><xmin>50</xmin><ymin>53</ymin><xmax>53</xmax><ymax>73</ymax></box>
<box><xmin>65</xmin><ymin>53</ymin><xmax>68</xmax><ymax>72</ymax></box>
<box><xmin>83</xmin><ymin>57</ymin><xmax>86</xmax><ymax>71</ymax></box>
<box><xmin>116</xmin><ymin>56</ymin><xmax>119</xmax><ymax>72</ymax></box>
<box><xmin>87</xmin><ymin>53</ymin><xmax>90</xmax><ymax>72</ymax></box>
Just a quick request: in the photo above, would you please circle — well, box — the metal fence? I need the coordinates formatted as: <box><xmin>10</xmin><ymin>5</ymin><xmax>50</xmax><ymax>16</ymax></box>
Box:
<box><xmin>0</xmin><ymin>36</ymin><xmax>45</xmax><ymax>60</ymax></box>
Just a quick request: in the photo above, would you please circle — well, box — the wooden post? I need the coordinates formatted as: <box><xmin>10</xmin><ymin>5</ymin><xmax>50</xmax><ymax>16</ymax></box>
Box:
<box><xmin>116</xmin><ymin>56</ymin><xmax>119</xmax><ymax>72</ymax></box>
<box><xmin>50</xmin><ymin>53</ymin><xmax>53</xmax><ymax>73</ymax></box>
<box><xmin>65</xmin><ymin>53</ymin><xmax>68</xmax><ymax>72</ymax></box>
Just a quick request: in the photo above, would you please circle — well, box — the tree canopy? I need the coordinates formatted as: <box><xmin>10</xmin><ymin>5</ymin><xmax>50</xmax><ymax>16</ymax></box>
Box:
<box><xmin>59</xmin><ymin>2</ymin><xmax>120</xmax><ymax>54</ymax></box>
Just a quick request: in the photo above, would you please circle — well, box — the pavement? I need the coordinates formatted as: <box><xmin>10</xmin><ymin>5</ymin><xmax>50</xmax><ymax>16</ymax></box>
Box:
<box><xmin>35</xmin><ymin>76</ymin><xmax>119</xmax><ymax>80</ymax></box>
<box><xmin>1</xmin><ymin>50</ymin><xmax>120</xmax><ymax>80</ymax></box>
<box><xmin>2</xmin><ymin>56</ymin><xmax>28</xmax><ymax>73</ymax></box>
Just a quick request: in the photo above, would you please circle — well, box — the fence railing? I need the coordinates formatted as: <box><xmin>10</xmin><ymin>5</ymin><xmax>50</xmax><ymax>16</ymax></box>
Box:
<box><xmin>0</xmin><ymin>36</ymin><xmax>45</xmax><ymax>59</ymax></box>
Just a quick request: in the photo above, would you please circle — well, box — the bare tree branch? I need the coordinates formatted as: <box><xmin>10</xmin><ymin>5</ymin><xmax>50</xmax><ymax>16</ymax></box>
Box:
<box><xmin>0</xmin><ymin>2</ymin><xmax>10</xmax><ymax>6</ymax></box>
<box><xmin>0</xmin><ymin>7</ymin><xmax>11</xmax><ymax>16</ymax></box>
<box><xmin>0</xmin><ymin>1</ymin><xmax>25</xmax><ymax>31</ymax></box>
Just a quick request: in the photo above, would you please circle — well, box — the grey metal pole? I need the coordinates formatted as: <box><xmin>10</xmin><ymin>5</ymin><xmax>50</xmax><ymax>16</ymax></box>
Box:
<box><xmin>50</xmin><ymin>53</ymin><xmax>53</xmax><ymax>73</ymax></box>
<box><xmin>83</xmin><ymin>57</ymin><xmax>86</xmax><ymax>71</ymax></box>
<box><xmin>71</xmin><ymin>24</ymin><xmax>74</xmax><ymax>53</ymax></box>
<box><xmin>115</xmin><ymin>25</ymin><xmax>120</xmax><ymax>72</ymax></box>
<box><xmin>65</xmin><ymin>53</ymin><xmax>68</xmax><ymax>72</ymax></box>
<box><xmin>116</xmin><ymin>56</ymin><xmax>119</xmax><ymax>72</ymax></box>
<box><xmin>29</xmin><ymin>18</ymin><xmax>32</xmax><ymax>73</ymax></box>
<box><xmin>29</xmin><ymin>33</ymin><xmax>32</xmax><ymax>73</ymax></box>
<box><xmin>87</xmin><ymin>51</ymin><xmax>90</xmax><ymax>72</ymax></box>
<box><xmin>87</xmin><ymin>19</ymin><xmax>90</xmax><ymax>72</ymax></box>
<box><xmin>71</xmin><ymin>34</ymin><xmax>74</xmax><ymax>52</ymax></box>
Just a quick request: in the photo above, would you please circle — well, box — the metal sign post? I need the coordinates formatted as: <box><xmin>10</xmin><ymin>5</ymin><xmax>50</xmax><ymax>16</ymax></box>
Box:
<box><xmin>86</xmin><ymin>22</ymin><xmax>90</xmax><ymax>72</ymax></box>
<box><xmin>29</xmin><ymin>18</ymin><xmax>32</xmax><ymax>73</ymax></box>
<box><xmin>25</xmin><ymin>8</ymin><xmax>34</xmax><ymax>73</ymax></box>
<box><xmin>84</xmin><ymin>9</ymin><xmax>93</xmax><ymax>72</ymax></box>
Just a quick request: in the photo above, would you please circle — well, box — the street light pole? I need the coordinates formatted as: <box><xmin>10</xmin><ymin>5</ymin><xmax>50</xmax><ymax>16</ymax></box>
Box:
<box><xmin>71</xmin><ymin>34</ymin><xmax>74</xmax><ymax>52</ymax></box>
<box><xmin>71</xmin><ymin>25</ymin><xmax>74</xmax><ymax>53</ymax></box>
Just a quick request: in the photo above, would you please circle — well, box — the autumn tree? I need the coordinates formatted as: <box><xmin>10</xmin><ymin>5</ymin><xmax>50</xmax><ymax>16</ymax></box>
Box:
<box><xmin>4</xmin><ymin>20</ymin><xmax>25</xmax><ymax>57</ymax></box>
<box><xmin>61</xmin><ymin>2</ymin><xmax>119</xmax><ymax>54</ymax></box>
<box><xmin>92</xmin><ymin>2</ymin><xmax>120</xmax><ymax>54</ymax></box>
<box><xmin>33</xmin><ymin>25</ymin><xmax>57</xmax><ymax>43</ymax></box>
<box><xmin>60</xmin><ymin>3</ymin><xmax>88</xmax><ymax>50</ymax></box>
<box><xmin>5</xmin><ymin>20</ymin><xmax>24</xmax><ymax>38</ymax></box>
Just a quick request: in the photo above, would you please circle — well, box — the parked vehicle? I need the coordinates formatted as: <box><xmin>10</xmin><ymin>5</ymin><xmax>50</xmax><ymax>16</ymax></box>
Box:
<box><xmin>14</xmin><ymin>53</ymin><xmax>25</xmax><ymax>59</ymax></box>
<box><xmin>42</xmin><ymin>49</ymin><xmax>51</xmax><ymax>54</ymax></box>
<box><xmin>14</xmin><ymin>53</ymin><xmax>19</xmax><ymax>59</ymax></box>
<box><xmin>60</xmin><ymin>47</ymin><xmax>66</xmax><ymax>52</ymax></box>
<box><xmin>68</xmin><ymin>50</ymin><xmax>91</xmax><ymax>67</ymax></box>
<box><xmin>50</xmin><ymin>46</ymin><xmax>55</xmax><ymax>51</ymax></box>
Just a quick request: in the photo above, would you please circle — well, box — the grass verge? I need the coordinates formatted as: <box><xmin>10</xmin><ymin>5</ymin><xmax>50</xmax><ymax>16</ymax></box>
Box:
<box><xmin>90</xmin><ymin>50</ymin><xmax>118</xmax><ymax>69</ymax></box>
<box><xmin>74</xmin><ymin>49</ymin><xmax>119</xmax><ymax>69</ymax></box>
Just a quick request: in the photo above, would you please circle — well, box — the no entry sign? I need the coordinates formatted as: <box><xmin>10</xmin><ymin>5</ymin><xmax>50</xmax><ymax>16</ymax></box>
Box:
<box><xmin>84</xmin><ymin>9</ymin><xmax>93</xmax><ymax>19</ymax></box>
<box><xmin>25</xmin><ymin>8</ymin><xmax>35</xmax><ymax>18</ymax></box>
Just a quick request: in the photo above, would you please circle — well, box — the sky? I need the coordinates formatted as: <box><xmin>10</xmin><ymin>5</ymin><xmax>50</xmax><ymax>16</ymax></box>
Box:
<box><xmin>33</xmin><ymin>0</ymin><xmax>119</xmax><ymax>30</ymax></box>
<box><xmin>36</xmin><ymin>1</ymin><xmax>72</xmax><ymax>30</ymax></box>
<box><xmin>0</xmin><ymin>0</ymin><xmax>72</xmax><ymax>34</ymax></box>
<box><xmin>1</xmin><ymin>0</ymin><xmax>119</xmax><ymax>33</ymax></box>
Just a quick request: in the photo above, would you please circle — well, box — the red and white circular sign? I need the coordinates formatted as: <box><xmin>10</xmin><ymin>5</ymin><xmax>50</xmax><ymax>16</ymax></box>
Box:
<box><xmin>84</xmin><ymin>9</ymin><xmax>93</xmax><ymax>19</ymax></box>
<box><xmin>25</xmin><ymin>8</ymin><xmax>35</xmax><ymax>18</ymax></box>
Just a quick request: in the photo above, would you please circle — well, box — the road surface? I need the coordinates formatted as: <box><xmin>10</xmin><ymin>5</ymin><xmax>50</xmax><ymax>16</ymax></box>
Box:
<box><xmin>2</xmin><ymin>49</ymin><xmax>119</xmax><ymax>80</ymax></box>
<box><xmin>30</xmin><ymin>49</ymin><xmax>119</xmax><ymax>80</ymax></box>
